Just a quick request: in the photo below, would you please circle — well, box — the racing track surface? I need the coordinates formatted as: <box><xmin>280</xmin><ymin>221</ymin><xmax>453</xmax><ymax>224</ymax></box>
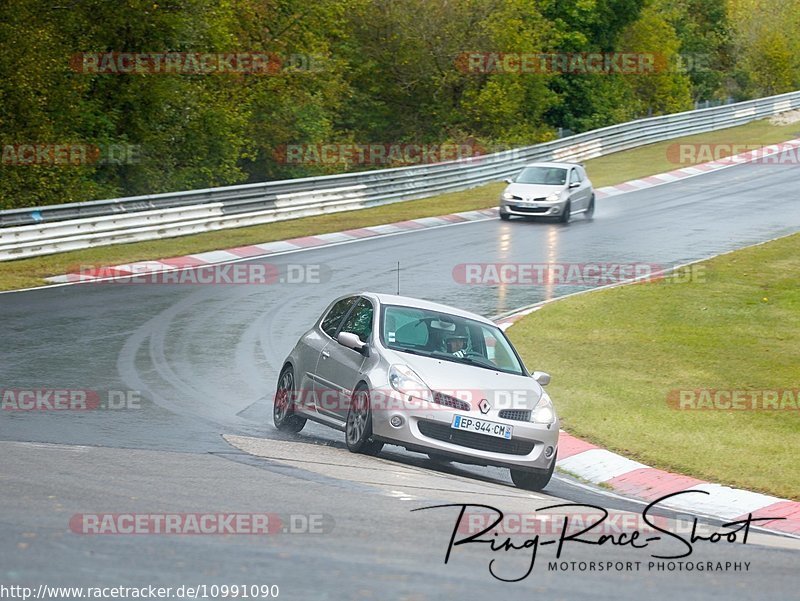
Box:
<box><xmin>2</xmin><ymin>160</ymin><xmax>800</xmax><ymax>600</ymax></box>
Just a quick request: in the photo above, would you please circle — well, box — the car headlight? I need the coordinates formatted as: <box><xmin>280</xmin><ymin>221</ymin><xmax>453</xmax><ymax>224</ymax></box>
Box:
<box><xmin>545</xmin><ymin>192</ymin><xmax>561</xmax><ymax>202</ymax></box>
<box><xmin>502</xmin><ymin>191</ymin><xmax>514</xmax><ymax>200</ymax></box>
<box><xmin>531</xmin><ymin>391</ymin><xmax>556</xmax><ymax>424</ymax></box>
<box><xmin>389</xmin><ymin>365</ymin><xmax>433</xmax><ymax>402</ymax></box>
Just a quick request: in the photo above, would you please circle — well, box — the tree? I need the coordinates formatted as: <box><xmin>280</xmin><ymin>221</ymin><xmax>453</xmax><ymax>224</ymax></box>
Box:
<box><xmin>727</xmin><ymin>0</ymin><xmax>800</xmax><ymax>97</ymax></box>
<box><xmin>618</xmin><ymin>2</ymin><xmax>694</xmax><ymax>115</ymax></box>
<box><xmin>538</xmin><ymin>0</ymin><xmax>648</xmax><ymax>131</ymax></box>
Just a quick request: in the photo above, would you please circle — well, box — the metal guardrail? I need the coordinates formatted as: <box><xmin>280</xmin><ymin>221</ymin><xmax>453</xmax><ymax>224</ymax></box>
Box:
<box><xmin>2</xmin><ymin>91</ymin><xmax>799</xmax><ymax>260</ymax></box>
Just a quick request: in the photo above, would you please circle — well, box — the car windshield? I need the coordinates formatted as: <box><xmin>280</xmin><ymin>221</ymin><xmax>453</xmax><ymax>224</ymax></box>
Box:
<box><xmin>515</xmin><ymin>166</ymin><xmax>567</xmax><ymax>185</ymax></box>
<box><xmin>380</xmin><ymin>304</ymin><xmax>526</xmax><ymax>375</ymax></box>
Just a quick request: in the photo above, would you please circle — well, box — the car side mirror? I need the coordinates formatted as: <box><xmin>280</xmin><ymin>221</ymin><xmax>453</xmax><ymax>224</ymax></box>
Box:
<box><xmin>504</xmin><ymin>178</ymin><xmax>513</xmax><ymax>184</ymax></box>
<box><xmin>568</xmin><ymin>182</ymin><xmax>580</xmax><ymax>189</ymax></box>
<box><xmin>338</xmin><ymin>331</ymin><xmax>369</xmax><ymax>356</ymax></box>
<box><xmin>532</xmin><ymin>371</ymin><xmax>551</xmax><ymax>386</ymax></box>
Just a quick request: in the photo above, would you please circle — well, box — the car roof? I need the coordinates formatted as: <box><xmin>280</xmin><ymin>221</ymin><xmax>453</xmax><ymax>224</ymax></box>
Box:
<box><xmin>356</xmin><ymin>292</ymin><xmax>496</xmax><ymax>326</ymax></box>
<box><xmin>519</xmin><ymin>161</ymin><xmax>582</xmax><ymax>169</ymax></box>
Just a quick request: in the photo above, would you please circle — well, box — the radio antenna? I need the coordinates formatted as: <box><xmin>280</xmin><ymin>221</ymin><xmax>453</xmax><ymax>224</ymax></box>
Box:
<box><xmin>396</xmin><ymin>261</ymin><xmax>400</xmax><ymax>295</ymax></box>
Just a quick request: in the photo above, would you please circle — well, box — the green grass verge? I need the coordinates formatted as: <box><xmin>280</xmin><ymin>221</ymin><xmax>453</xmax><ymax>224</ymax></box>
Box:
<box><xmin>0</xmin><ymin>186</ymin><xmax>503</xmax><ymax>291</ymax></box>
<box><xmin>585</xmin><ymin>117</ymin><xmax>800</xmax><ymax>187</ymax></box>
<box><xmin>507</xmin><ymin>233</ymin><xmax>800</xmax><ymax>500</ymax></box>
<box><xmin>2</xmin><ymin>117</ymin><xmax>799</xmax><ymax>291</ymax></box>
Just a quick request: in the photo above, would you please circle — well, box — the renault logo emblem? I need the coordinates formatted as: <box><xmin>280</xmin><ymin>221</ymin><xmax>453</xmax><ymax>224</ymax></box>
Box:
<box><xmin>478</xmin><ymin>399</ymin><xmax>491</xmax><ymax>414</ymax></box>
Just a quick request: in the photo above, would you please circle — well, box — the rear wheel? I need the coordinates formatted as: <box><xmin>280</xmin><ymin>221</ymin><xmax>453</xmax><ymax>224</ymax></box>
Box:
<box><xmin>273</xmin><ymin>366</ymin><xmax>306</xmax><ymax>433</ymax></box>
<box><xmin>345</xmin><ymin>385</ymin><xmax>384</xmax><ymax>455</ymax></box>
<box><xmin>510</xmin><ymin>456</ymin><xmax>555</xmax><ymax>491</ymax></box>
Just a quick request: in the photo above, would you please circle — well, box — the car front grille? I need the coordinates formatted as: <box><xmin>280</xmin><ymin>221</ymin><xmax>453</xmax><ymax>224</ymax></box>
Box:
<box><xmin>509</xmin><ymin>205</ymin><xmax>549</xmax><ymax>214</ymax></box>
<box><xmin>498</xmin><ymin>409</ymin><xmax>531</xmax><ymax>422</ymax></box>
<box><xmin>417</xmin><ymin>421</ymin><xmax>535</xmax><ymax>456</ymax></box>
<box><xmin>432</xmin><ymin>391</ymin><xmax>471</xmax><ymax>412</ymax></box>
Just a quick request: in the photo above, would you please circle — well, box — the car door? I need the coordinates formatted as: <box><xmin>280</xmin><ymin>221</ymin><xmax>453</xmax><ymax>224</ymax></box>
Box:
<box><xmin>314</xmin><ymin>296</ymin><xmax>374</xmax><ymax>422</ymax></box>
<box><xmin>573</xmin><ymin>167</ymin><xmax>592</xmax><ymax>209</ymax></box>
<box><xmin>580</xmin><ymin>165</ymin><xmax>594</xmax><ymax>208</ymax></box>
<box><xmin>567</xmin><ymin>168</ymin><xmax>586</xmax><ymax>210</ymax></box>
<box><xmin>305</xmin><ymin>296</ymin><xmax>358</xmax><ymax>414</ymax></box>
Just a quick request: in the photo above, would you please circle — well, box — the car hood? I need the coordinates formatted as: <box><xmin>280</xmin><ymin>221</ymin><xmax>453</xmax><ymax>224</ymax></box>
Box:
<box><xmin>505</xmin><ymin>182</ymin><xmax>564</xmax><ymax>199</ymax></box>
<box><xmin>386</xmin><ymin>349</ymin><xmax>543</xmax><ymax>410</ymax></box>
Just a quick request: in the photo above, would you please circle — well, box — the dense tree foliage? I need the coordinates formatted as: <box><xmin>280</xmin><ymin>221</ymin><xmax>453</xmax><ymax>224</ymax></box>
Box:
<box><xmin>0</xmin><ymin>0</ymin><xmax>796</xmax><ymax>208</ymax></box>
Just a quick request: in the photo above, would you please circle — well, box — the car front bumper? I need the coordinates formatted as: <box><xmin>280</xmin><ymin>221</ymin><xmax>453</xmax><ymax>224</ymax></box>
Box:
<box><xmin>500</xmin><ymin>200</ymin><xmax>566</xmax><ymax>217</ymax></box>
<box><xmin>370</xmin><ymin>391</ymin><xmax>559</xmax><ymax>472</ymax></box>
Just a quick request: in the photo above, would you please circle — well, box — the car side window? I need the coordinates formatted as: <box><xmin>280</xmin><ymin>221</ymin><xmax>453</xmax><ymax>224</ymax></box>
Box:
<box><xmin>570</xmin><ymin>169</ymin><xmax>581</xmax><ymax>184</ymax></box>
<box><xmin>321</xmin><ymin>297</ymin><xmax>357</xmax><ymax>338</ymax></box>
<box><xmin>340</xmin><ymin>298</ymin><xmax>374</xmax><ymax>342</ymax></box>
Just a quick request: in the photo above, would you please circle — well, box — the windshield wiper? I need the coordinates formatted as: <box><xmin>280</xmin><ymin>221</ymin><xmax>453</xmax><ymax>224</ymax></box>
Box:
<box><xmin>429</xmin><ymin>351</ymin><xmax>491</xmax><ymax>369</ymax></box>
<box><xmin>429</xmin><ymin>351</ymin><xmax>522</xmax><ymax>375</ymax></box>
<box><xmin>392</xmin><ymin>346</ymin><xmax>433</xmax><ymax>358</ymax></box>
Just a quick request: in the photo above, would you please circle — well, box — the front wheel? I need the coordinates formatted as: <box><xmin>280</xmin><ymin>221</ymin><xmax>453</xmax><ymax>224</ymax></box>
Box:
<box><xmin>510</xmin><ymin>457</ymin><xmax>555</xmax><ymax>491</ymax></box>
<box><xmin>585</xmin><ymin>195</ymin><xmax>595</xmax><ymax>219</ymax></box>
<box><xmin>273</xmin><ymin>366</ymin><xmax>306</xmax><ymax>433</ymax></box>
<box><xmin>499</xmin><ymin>212</ymin><xmax>511</xmax><ymax>221</ymax></box>
<box><xmin>345</xmin><ymin>386</ymin><xmax>384</xmax><ymax>455</ymax></box>
<box><xmin>559</xmin><ymin>202</ymin><xmax>571</xmax><ymax>224</ymax></box>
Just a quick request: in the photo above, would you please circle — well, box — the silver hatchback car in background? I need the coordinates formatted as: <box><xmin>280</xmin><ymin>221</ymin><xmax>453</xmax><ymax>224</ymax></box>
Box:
<box><xmin>273</xmin><ymin>292</ymin><xmax>559</xmax><ymax>490</ymax></box>
<box><xmin>499</xmin><ymin>161</ymin><xmax>595</xmax><ymax>223</ymax></box>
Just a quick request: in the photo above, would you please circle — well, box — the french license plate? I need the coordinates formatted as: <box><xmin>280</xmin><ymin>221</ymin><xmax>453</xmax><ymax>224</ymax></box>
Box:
<box><xmin>451</xmin><ymin>415</ymin><xmax>513</xmax><ymax>439</ymax></box>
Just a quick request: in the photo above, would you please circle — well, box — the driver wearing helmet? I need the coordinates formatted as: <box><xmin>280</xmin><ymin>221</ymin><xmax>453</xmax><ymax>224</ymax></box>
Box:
<box><xmin>442</xmin><ymin>335</ymin><xmax>470</xmax><ymax>358</ymax></box>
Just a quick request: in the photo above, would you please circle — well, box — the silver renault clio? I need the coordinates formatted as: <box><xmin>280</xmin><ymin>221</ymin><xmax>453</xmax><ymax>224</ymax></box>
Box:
<box><xmin>499</xmin><ymin>161</ymin><xmax>595</xmax><ymax>223</ymax></box>
<box><xmin>273</xmin><ymin>292</ymin><xmax>559</xmax><ymax>490</ymax></box>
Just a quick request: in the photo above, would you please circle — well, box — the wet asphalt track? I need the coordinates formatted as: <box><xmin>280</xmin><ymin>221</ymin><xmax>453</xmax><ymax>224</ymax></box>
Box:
<box><xmin>1</xmin><ymin>160</ymin><xmax>799</xmax><ymax>600</ymax></box>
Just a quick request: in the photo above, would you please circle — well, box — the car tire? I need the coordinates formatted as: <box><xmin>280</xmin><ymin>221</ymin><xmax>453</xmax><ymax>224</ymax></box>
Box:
<box><xmin>585</xmin><ymin>195</ymin><xmax>595</xmax><ymax>219</ymax></box>
<box><xmin>559</xmin><ymin>202</ymin><xmax>571</xmax><ymax>224</ymax></box>
<box><xmin>510</xmin><ymin>456</ymin><xmax>556</xmax><ymax>491</ymax></box>
<box><xmin>346</xmin><ymin>385</ymin><xmax>384</xmax><ymax>455</ymax></box>
<box><xmin>499</xmin><ymin>212</ymin><xmax>510</xmax><ymax>221</ymax></box>
<box><xmin>273</xmin><ymin>366</ymin><xmax>306</xmax><ymax>433</ymax></box>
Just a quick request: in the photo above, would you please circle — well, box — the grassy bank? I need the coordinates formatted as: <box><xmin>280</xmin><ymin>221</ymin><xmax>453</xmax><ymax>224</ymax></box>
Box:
<box><xmin>508</xmin><ymin>233</ymin><xmax>800</xmax><ymax>499</ymax></box>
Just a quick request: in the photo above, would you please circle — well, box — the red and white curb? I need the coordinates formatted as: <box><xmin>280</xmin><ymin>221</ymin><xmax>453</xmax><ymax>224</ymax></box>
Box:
<box><xmin>46</xmin><ymin>209</ymin><xmax>498</xmax><ymax>283</ymax></box>
<box><xmin>594</xmin><ymin>138</ymin><xmax>800</xmax><ymax>199</ymax></box>
<box><xmin>496</xmin><ymin>307</ymin><xmax>800</xmax><ymax>537</ymax></box>
<box><xmin>46</xmin><ymin>138</ymin><xmax>800</xmax><ymax>284</ymax></box>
